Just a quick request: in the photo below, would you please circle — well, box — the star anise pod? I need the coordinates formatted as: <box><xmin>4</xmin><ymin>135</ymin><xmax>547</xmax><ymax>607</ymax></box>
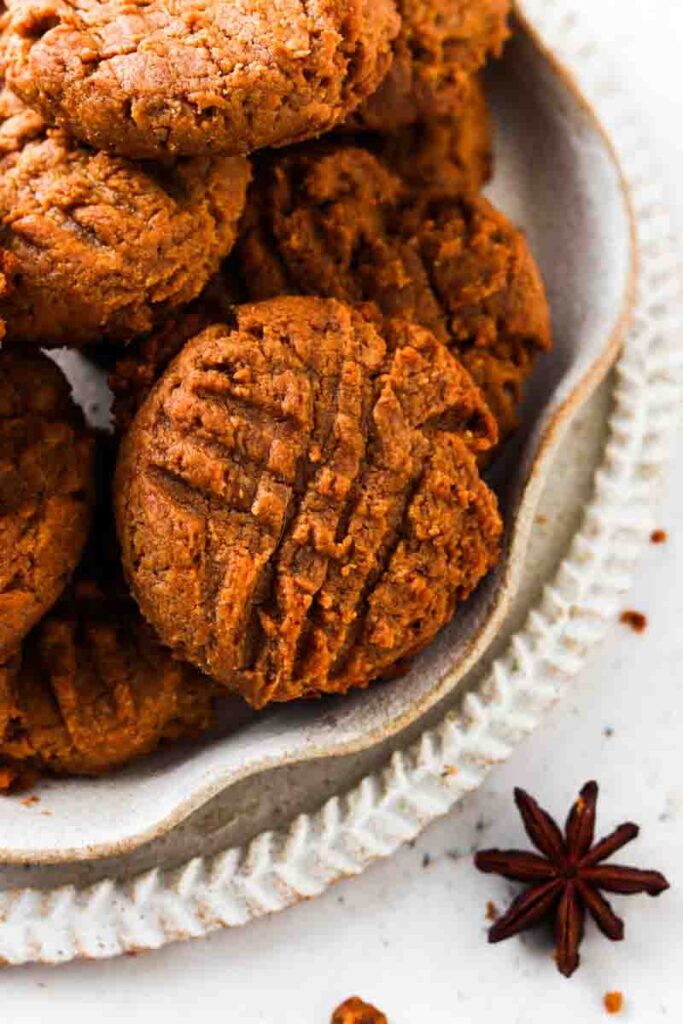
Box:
<box><xmin>474</xmin><ymin>781</ymin><xmax>670</xmax><ymax>977</ymax></box>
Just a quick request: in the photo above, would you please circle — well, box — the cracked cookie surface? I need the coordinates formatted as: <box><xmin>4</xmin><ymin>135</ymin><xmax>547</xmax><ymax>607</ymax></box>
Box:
<box><xmin>0</xmin><ymin>350</ymin><xmax>94</xmax><ymax>657</ymax></box>
<box><xmin>0</xmin><ymin>576</ymin><xmax>219</xmax><ymax>786</ymax></box>
<box><xmin>0</xmin><ymin>449</ymin><xmax>245</xmax><ymax>789</ymax></box>
<box><xmin>115</xmin><ymin>297</ymin><xmax>502</xmax><ymax>709</ymax></box>
<box><xmin>352</xmin><ymin>0</ymin><xmax>509</xmax><ymax>132</ymax></box>
<box><xmin>4</xmin><ymin>0</ymin><xmax>400</xmax><ymax>158</ymax></box>
<box><xmin>0</xmin><ymin>82</ymin><xmax>251</xmax><ymax>346</ymax></box>
<box><xmin>236</xmin><ymin>144</ymin><xmax>552</xmax><ymax>440</ymax></box>
<box><xmin>359</xmin><ymin>75</ymin><xmax>493</xmax><ymax>197</ymax></box>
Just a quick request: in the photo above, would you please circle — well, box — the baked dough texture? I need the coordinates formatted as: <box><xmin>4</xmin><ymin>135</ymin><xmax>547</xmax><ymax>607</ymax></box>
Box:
<box><xmin>115</xmin><ymin>297</ymin><xmax>502</xmax><ymax>709</ymax></box>
<box><xmin>0</xmin><ymin>82</ymin><xmax>251</xmax><ymax>346</ymax></box>
<box><xmin>341</xmin><ymin>75</ymin><xmax>493</xmax><ymax>197</ymax></box>
<box><xmin>0</xmin><ymin>446</ymin><xmax>224</xmax><ymax>789</ymax></box>
<box><xmin>4</xmin><ymin>0</ymin><xmax>400</xmax><ymax>158</ymax></box>
<box><xmin>0</xmin><ymin>350</ymin><xmax>94</xmax><ymax>658</ymax></box>
<box><xmin>236</xmin><ymin>144</ymin><xmax>552</xmax><ymax>440</ymax></box>
<box><xmin>109</xmin><ymin>274</ymin><xmax>238</xmax><ymax>432</ymax></box>
<box><xmin>0</xmin><ymin>575</ymin><xmax>218</xmax><ymax>785</ymax></box>
<box><xmin>353</xmin><ymin>0</ymin><xmax>509</xmax><ymax>132</ymax></box>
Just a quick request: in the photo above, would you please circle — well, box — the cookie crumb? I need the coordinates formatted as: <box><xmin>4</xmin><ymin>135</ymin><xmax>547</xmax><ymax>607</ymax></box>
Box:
<box><xmin>486</xmin><ymin>900</ymin><xmax>498</xmax><ymax>922</ymax></box>
<box><xmin>422</xmin><ymin>853</ymin><xmax>432</xmax><ymax>869</ymax></box>
<box><xmin>650</xmin><ymin>529</ymin><xmax>667</xmax><ymax>544</ymax></box>
<box><xmin>604</xmin><ymin>991</ymin><xmax>624</xmax><ymax>1015</ymax></box>
<box><xmin>604</xmin><ymin>726</ymin><xmax>614</xmax><ymax>738</ymax></box>
<box><xmin>620</xmin><ymin>610</ymin><xmax>648</xmax><ymax>634</ymax></box>
<box><xmin>20</xmin><ymin>794</ymin><xmax>40</xmax><ymax>807</ymax></box>
<box><xmin>332</xmin><ymin>997</ymin><xmax>388</xmax><ymax>1024</ymax></box>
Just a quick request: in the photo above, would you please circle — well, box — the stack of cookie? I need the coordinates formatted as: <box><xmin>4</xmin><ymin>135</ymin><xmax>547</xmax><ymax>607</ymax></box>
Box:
<box><xmin>0</xmin><ymin>0</ymin><xmax>552</xmax><ymax>787</ymax></box>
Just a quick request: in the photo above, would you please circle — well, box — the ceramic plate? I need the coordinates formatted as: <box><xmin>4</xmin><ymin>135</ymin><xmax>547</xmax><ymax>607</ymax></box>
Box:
<box><xmin>0</xmin><ymin>11</ymin><xmax>636</xmax><ymax>864</ymax></box>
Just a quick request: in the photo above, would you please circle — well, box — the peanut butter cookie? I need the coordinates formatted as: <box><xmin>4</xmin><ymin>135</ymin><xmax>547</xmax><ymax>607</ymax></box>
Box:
<box><xmin>4</xmin><ymin>0</ymin><xmax>400</xmax><ymax>158</ymax></box>
<box><xmin>0</xmin><ymin>350</ymin><xmax>94</xmax><ymax>657</ymax></box>
<box><xmin>0</xmin><ymin>576</ymin><xmax>218</xmax><ymax>785</ymax></box>
<box><xmin>0</xmin><ymin>83</ymin><xmax>251</xmax><ymax>346</ymax></box>
<box><xmin>115</xmin><ymin>297</ymin><xmax>502</xmax><ymax>709</ymax></box>
<box><xmin>236</xmin><ymin>144</ymin><xmax>552</xmax><ymax>440</ymax></box>
<box><xmin>362</xmin><ymin>75</ymin><xmax>493</xmax><ymax>196</ymax></box>
<box><xmin>353</xmin><ymin>0</ymin><xmax>509</xmax><ymax>132</ymax></box>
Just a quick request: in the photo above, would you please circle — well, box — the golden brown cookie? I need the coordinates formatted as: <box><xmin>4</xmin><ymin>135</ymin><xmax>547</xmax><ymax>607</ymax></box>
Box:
<box><xmin>4</xmin><ymin>0</ymin><xmax>400</xmax><ymax>159</ymax></box>
<box><xmin>235</xmin><ymin>144</ymin><xmax>552</xmax><ymax>441</ymax></box>
<box><xmin>352</xmin><ymin>0</ymin><xmax>509</xmax><ymax>132</ymax></box>
<box><xmin>0</xmin><ymin>350</ymin><xmax>94</xmax><ymax>658</ymax></box>
<box><xmin>0</xmin><ymin>442</ymin><xmax>244</xmax><ymax>789</ymax></box>
<box><xmin>0</xmin><ymin>83</ymin><xmax>251</xmax><ymax>346</ymax></box>
<box><xmin>115</xmin><ymin>297</ymin><xmax>502</xmax><ymax>709</ymax></box>
<box><xmin>0</xmin><ymin>576</ymin><xmax>218</xmax><ymax>786</ymax></box>
<box><xmin>363</xmin><ymin>75</ymin><xmax>493</xmax><ymax>196</ymax></box>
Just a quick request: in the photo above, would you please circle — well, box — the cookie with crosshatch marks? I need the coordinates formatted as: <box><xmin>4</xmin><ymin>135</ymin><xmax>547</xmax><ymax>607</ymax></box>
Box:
<box><xmin>0</xmin><ymin>80</ymin><xmax>251</xmax><ymax>347</ymax></box>
<box><xmin>115</xmin><ymin>297</ymin><xmax>503</xmax><ymax>708</ymax></box>
<box><xmin>3</xmin><ymin>0</ymin><xmax>400</xmax><ymax>159</ymax></box>
<box><xmin>0</xmin><ymin>350</ymin><xmax>94</xmax><ymax>658</ymax></box>
<box><xmin>0</xmin><ymin>574</ymin><xmax>220</xmax><ymax>786</ymax></box>
<box><xmin>235</xmin><ymin>143</ymin><xmax>552</xmax><ymax>442</ymax></box>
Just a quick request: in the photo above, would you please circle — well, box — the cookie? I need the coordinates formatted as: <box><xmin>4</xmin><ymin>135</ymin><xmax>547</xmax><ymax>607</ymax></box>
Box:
<box><xmin>4</xmin><ymin>0</ymin><xmax>400</xmax><ymax>159</ymax></box>
<box><xmin>352</xmin><ymin>0</ymin><xmax>509</xmax><ymax>132</ymax></box>
<box><xmin>0</xmin><ymin>576</ymin><xmax>219</xmax><ymax>785</ymax></box>
<box><xmin>0</xmin><ymin>83</ymin><xmax>251</xmax><ymax>346</ymax></box>
<box><xmin>235</xmin><ymin>144</ymin><xmax>552</xmax><ymax>440</ymax></box>
<box><xmin>0</xmin><ymin>441</ymin><xmax>249</xmax><ymax>789</ymax></box>
<box><xmin>362</xmin><ymin>75</ymin><xmax>493</xmax><ymax>196</ymax></box>
<box><xmin>0</xmin><ymin>350</ymin><xmax>94</xmax><ymax>658</ymax></box>
<box><xmin>115</xmin><ymin>297</ymin><xmax>502</xmax><ymax>709</ymax></box>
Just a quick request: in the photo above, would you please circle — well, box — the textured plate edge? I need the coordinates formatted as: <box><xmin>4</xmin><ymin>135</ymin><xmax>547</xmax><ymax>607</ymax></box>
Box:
<box><xmin>0</xmin><ymin>0</ymin><xmax>681</xmax><ymax>963</ymax></box>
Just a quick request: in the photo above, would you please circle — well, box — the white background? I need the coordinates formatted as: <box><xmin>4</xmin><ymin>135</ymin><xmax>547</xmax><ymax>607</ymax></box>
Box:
<box><xmin>4</xmin><ymin>2</ymin><xmax>683</xmax><ymax>1020</ymax></box>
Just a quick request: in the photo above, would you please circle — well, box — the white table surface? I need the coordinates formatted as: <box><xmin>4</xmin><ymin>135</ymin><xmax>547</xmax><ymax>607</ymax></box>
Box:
<box><xmin>4</xmin><ymin>2</ymin><xmax>683</xmax><ymax>1020</ymax></box>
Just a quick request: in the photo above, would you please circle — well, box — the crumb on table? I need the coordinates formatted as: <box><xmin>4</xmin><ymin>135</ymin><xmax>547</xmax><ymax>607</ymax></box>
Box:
<box><xmin>650</xmin><ymin>529</ymin><xmax>668</xmax><ymax>544</ymax></box>
<box><xmin>604</xmin><ymin>991</ymin><xmax>624</xmax><ymax>1015</ymax></box>
<box><xmin>332</xmin><ymin>997</ymin><xmax>388</xmax><ymax>1024</ymax></box>
<box><xmin>486</xmin><ymin>900</ymin><xmax>499</xmax><ymax>922</ymax></box>
<box><xmin>619</xmin><ymin>610</ymin><xmax>648</xmax><ymax>634</ymax></box>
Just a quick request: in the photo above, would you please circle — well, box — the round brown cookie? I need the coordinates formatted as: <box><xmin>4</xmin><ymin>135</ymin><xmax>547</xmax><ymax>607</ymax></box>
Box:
<box><xmin>0</xmin><ymin>350</ymin><xmax>94</xmax><ymax>658</ymax></box>
<box><xmin>115</xmin><ymin>297</ymin><xmax>502</xmax><ymax>709</ymax></box>
<box><xmin>4</xmin><ymin>0</ymin><xmax>400</xmax><ymax>160</ymax></box>
<box><xmin>235</xmin><ymin>144</ymin><xmax>552</xmax><ymax>441</ymax></box>
<box><xmin>351</xmin><ymin>0</ymin><xmax>509</xmax><ymax>132</ymax></box>
<box><xmin>364</xmin><ymin>75</ymin><xmax>493</xmax><ymax>196</ymax></box>
<box><xmin>0</xmin><ymin>439</ymin><xmax>243</xmax><ymax>789</ymax></box>
<box><xmin>0</xmin><ymin>84</ymin><xmax>251</xmax><ymax>347</ymax></box>
<box><xmin>0</xmin><ymin>576</ymin><xmax>220</xmax><ymax>786</ymax></box>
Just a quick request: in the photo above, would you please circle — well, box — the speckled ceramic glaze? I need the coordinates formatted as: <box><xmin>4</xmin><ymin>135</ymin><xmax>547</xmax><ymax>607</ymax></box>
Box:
<box><xmin>0</xmin><ymin>2</ymin><xmax>660</xmax><ymax>879</ymax></box>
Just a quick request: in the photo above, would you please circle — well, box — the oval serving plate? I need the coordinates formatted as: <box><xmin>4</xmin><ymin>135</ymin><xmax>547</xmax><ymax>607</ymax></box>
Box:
<box><xmin>0</xmin><ymin>10</ymin><xmax>635</xmax><ymax>864</ymax></box>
